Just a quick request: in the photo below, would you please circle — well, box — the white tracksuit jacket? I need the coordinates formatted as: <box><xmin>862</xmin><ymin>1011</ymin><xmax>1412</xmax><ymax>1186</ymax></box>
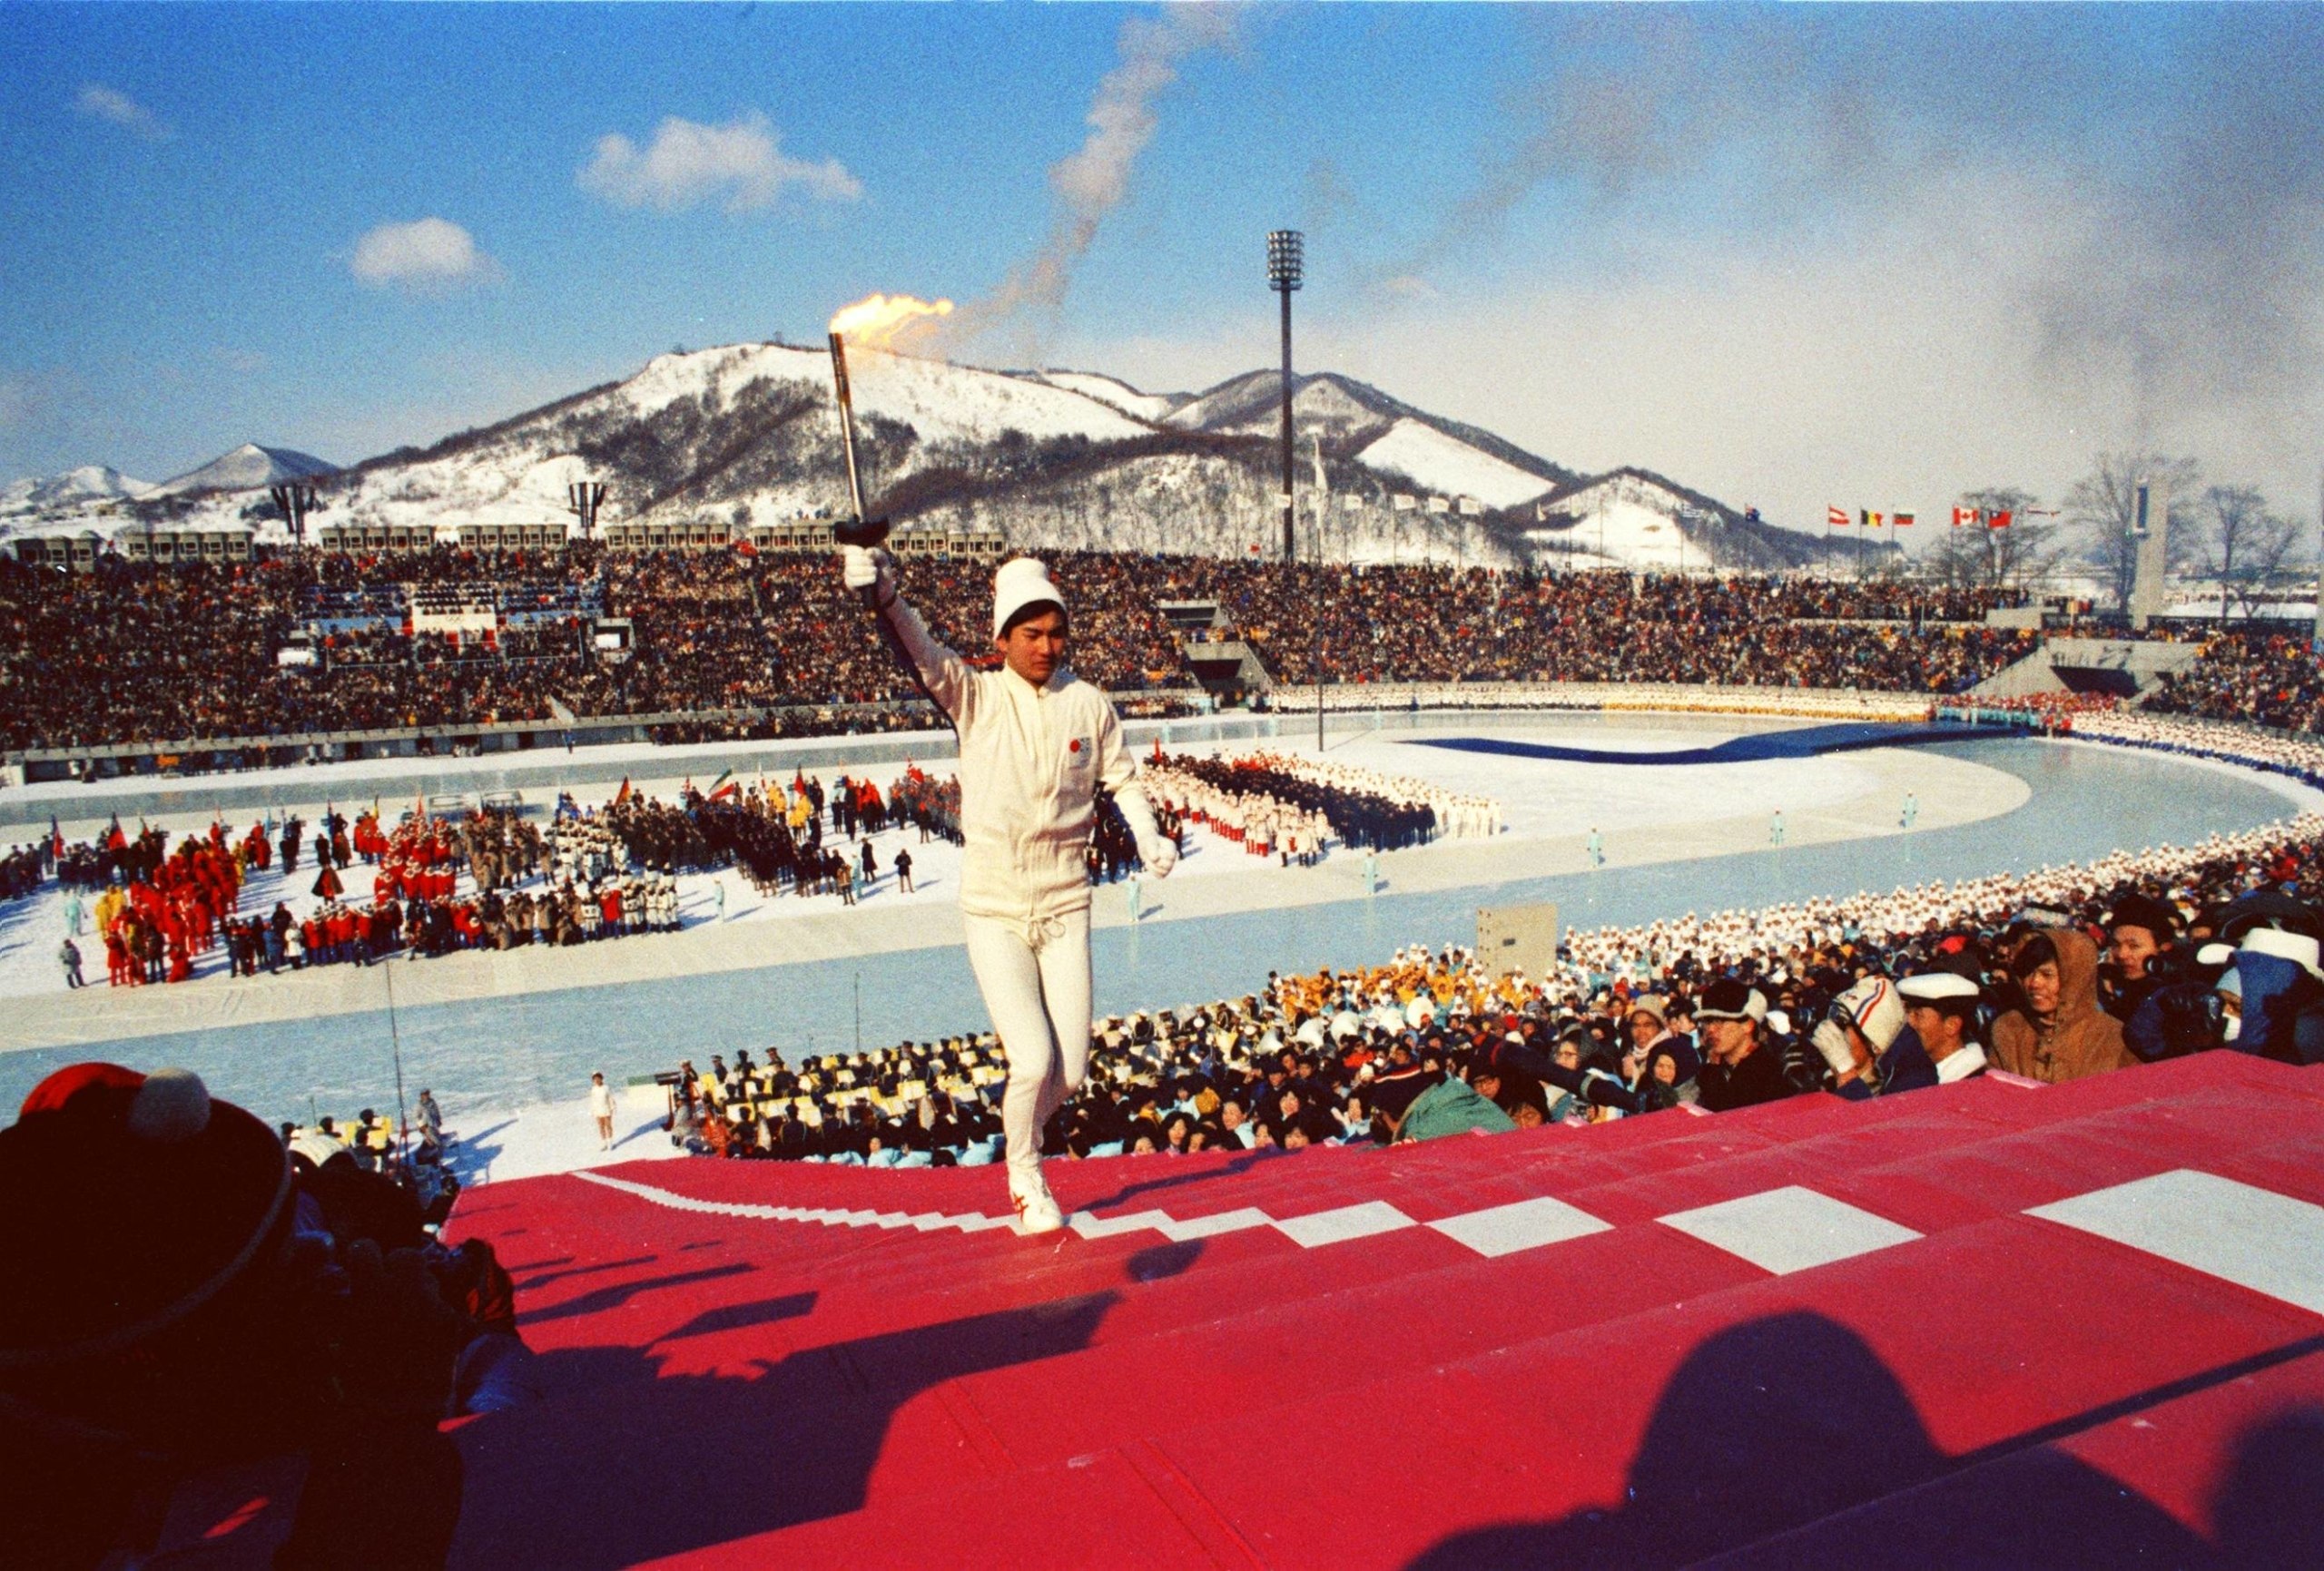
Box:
<box><xmin>880</xmin><ymin>594</ymin><xmax>1161</xmax><ymax>924</ymax></box>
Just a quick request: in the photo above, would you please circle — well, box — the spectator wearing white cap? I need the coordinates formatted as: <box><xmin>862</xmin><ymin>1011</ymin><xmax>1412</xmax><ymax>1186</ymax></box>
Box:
<box><xmin>1898</xmin><ymin>970</ymin><xmax>1989</xmax><ymax>1084</ymax></box>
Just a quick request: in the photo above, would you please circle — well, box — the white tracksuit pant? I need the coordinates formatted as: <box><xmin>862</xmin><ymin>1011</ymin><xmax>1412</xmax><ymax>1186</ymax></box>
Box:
<box><xmin>964</xmin><ymin>908</ymin><xmax>1092</xmax><ymax>1183</ymax></box>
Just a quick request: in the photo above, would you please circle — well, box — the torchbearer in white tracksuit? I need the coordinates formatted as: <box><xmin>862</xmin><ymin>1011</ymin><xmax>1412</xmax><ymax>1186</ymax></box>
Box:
<box><xmin>841</xmin><ymin>549</ymin><xmax>1176</xmax><ymax>1233</ymax></box>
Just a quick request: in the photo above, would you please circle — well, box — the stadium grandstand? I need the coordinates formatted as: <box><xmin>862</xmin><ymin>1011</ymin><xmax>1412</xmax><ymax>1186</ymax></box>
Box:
<box><xmin>5</xmin><ymin>547</ymin><xmax>2324</xmax><ymax>1566</ymax></box>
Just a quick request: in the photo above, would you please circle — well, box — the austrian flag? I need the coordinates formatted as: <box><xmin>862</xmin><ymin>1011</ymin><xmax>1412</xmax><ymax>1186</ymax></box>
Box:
<box><xmin>1827</xmin><ymin>506</ymin><xmax>1848</xmax><ymax>527</ymax></box>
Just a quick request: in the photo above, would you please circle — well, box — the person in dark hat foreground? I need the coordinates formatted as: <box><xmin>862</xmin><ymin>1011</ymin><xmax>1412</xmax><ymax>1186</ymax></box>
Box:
<box><xmin>0</xmin><ymin>1063</ymin><xmax>517</xmax><ymax>1568</ymax></box>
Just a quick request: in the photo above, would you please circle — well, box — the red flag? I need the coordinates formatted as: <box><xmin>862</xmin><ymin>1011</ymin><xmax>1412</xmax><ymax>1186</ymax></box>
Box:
<box><xmin>1952</xmin><ymin>506</ymin><xmax>1981</xmax><ymax>527</ymax></box>
<box><xmin>1988</xmin><ymin>510</ymin><xmax>2013</xmax><ymax>529</ymax></box>
<box><xmin>1827</xmin><ymin>506</ymin><xmax>1847</xmax><ymax>528</ymax></box>
<box><xmin>1891</xmin><ymin>512</ymin><xmax>1915</xmax><ymax>527</ymax></box>
<box><xmin>708</xmin><ymin>781</ymin><xmax>739</xmax><ymax>802</ymax></box>
<box><xmin>613</xmin><ymin>777</ymin><xmax>632</xmax><ymax>807</ymax></box>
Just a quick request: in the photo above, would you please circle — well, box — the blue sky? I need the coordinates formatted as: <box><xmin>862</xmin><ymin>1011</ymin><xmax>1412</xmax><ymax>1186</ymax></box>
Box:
<box><xmin>5</xmin><ymin>5</ymin><xmax>2319</xmax><ymax>535</ymax></box>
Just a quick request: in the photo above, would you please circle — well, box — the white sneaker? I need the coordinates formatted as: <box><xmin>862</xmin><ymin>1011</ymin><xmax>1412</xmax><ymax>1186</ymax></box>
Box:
<box><xmin>1009</xmin><ymin>1172</ymin><xmax>1066</xmax><ymax>1235</ymax></box>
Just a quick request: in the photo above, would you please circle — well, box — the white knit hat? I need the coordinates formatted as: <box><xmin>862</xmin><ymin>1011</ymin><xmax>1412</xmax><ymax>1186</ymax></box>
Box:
<box><xmin>992</xmin><ymin>557</ymin><xmax>1066</xmax><ymax>639</ymax></box>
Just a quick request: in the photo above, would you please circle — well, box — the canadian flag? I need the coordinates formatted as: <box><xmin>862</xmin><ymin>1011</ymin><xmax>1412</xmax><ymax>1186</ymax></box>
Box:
<box><xmin>1827</xmin><ymin>506</ymin><xmax>1848</xmax><ymax>527</ymax></box>
<box><xmin>1952</xmin><ymin>506</ymin><xmax>1982</xmax><ymax>527</ymax></box>
<box><xmin>1988</xmin><ymin>510</ymin><xmax>2014</xmax><ymax>529</ymax></box>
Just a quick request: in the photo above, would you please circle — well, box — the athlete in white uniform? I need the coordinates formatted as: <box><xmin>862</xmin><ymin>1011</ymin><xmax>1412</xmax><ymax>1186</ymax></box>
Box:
<box><xmin>842</xmin><ymin>549</ymin><xmax>1175</xmax><ymax>1232</ymax></box>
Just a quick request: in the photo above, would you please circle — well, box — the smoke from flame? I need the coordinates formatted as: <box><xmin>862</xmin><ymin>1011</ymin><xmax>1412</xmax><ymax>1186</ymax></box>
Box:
<box><xmin>827</xmin><ymin>292</ymin><xmax>954</xmax><ymax>349</ymax></box>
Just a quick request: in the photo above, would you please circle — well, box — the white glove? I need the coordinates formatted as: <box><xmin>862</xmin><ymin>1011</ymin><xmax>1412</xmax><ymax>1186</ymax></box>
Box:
<box><xmin>841</xmin><ymin>545</ymin><xmax>888</xmax><ymax>593</ymax></box>
<box><xmin>1141</xmin><ymin>836</ymin><xmax>1177</xmax><ymax>879</ymax></box>
<box><xmin>1811</xmin><ymin>1019</ymin><xmax>1861</xmax><ymax>1080</ymax></box>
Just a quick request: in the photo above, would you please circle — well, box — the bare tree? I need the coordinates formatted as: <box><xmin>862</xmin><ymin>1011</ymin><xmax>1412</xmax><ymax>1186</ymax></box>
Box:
<box><xmin>2067</xmin><ymin>451</ymin><xmax>2201</xmax><ymax>612</ymax></box>
<box><xmin>1923</xmin><ymin>486</ymin><xmax>2062</xmax><ymax>593</ymax></box>
<box><xmin>2200</xmin><ymin>484</ymin><xmax>2304</xmax><ymax>623</ymax></box>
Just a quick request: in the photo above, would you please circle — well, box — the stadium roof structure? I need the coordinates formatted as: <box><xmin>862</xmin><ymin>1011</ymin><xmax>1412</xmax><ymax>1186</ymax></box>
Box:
<box><xmin>188</xmin><ymin>1054</ymin><xmax>2324</xmax><ymax>1566</ymax></box>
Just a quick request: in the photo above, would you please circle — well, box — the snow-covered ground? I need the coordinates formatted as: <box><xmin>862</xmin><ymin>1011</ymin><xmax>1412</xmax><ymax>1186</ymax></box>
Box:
<box><xmin>438</xmin><ymin>1081</ymin><xmax>690</xmax><ymax>1188</ymax></box>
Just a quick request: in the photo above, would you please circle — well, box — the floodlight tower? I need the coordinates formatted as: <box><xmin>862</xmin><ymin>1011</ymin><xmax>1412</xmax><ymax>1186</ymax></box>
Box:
<box><xmin>1268</xmin><ymin>230</ymin><xmax>1303</xmax><ymax>565</ymax></box>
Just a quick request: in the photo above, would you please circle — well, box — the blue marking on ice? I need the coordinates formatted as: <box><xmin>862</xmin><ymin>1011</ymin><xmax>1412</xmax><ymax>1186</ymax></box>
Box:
<box><xmin>1412</xmin><ymin>721</ymin><xmax>2019</xmax><ymax>767</ymax></box>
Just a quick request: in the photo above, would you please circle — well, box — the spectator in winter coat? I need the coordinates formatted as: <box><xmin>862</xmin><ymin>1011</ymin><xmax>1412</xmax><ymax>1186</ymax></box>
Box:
<box><xmin>1992</xmin><ymin>928</ymin><xmax>2134</xmax><ymax>1083</ymax></box>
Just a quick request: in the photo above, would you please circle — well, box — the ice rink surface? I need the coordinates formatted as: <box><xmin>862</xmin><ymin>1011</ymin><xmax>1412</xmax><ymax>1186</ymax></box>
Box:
<box><xmin>0</xmin><ymin>712</ymin><xmax>2310</xmax><ymax>1161</ymax></box>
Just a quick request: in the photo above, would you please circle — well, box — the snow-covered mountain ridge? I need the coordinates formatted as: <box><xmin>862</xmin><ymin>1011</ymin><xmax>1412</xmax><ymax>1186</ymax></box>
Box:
<box><xmin>5</xmin><ymin>346</ymin><xmax>1840</xmax><ymax>572</ymax></box>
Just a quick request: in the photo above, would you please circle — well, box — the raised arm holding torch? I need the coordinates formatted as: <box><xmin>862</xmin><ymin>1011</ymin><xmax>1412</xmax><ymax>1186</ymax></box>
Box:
<box><xmin>822</xmin><ymin>291</ymin><xmax>1175</xmax><ymax>1234</ymax></box>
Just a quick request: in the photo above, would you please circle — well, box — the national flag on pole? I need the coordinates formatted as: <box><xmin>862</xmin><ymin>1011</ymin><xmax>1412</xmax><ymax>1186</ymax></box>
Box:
<box><xmin>1891</xmin><ymin>512</ymin><xmax>1915</xmax><ymax>527</ymax></box>
<box><xmin>1952</xmin><ymin>506</ymin><xmax>1982</xmax><ymax>527</ymax></box>
<box><xmin>1859</xmin><ymin>510</ymin><xmax>1884</xmax><ymax>528</ymax></box>
<box><xmin>1827</xmin><ymin>506</ymin><xmax>1847</xmax><ymax>528</ymax></box>
<box><xmin>708</xmin><ymin>768</ymin><xmax>739</xmax><ymax>802</ymax></box>
<box><xmin>613</xmin><ymin>777</ymin><xmax>632</xmax><ymax>808</ymax></box>
<box><xmin>1988</xmin><ymin>510</ymin><xmax>2013</xmax><ymax>529</ymax></box>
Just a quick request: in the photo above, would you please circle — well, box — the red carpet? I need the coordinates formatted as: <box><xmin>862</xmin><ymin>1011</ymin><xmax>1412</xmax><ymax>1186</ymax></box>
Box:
<box><xmin>187</xmin><ymin>1054</ymin><xmax>2324</xmax><ymax>1566</ymax></box>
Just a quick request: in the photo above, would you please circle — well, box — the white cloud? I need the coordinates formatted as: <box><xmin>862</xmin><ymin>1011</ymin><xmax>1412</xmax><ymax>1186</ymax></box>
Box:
<box><xmin>350</xmin><ymin>218</ymin><xmax>499</xmax><ymax>293</ymax></box>
<box><xmin>75</xmin><ymin>83</ymin><xmax>172</xmax><ymax>142</ymax></box>
<box><xmin>578</xmin><ymin>112</ymin><xmax>861</xmax><ymax>214</ymax></box>
<box><xmin>1061</xmin><ymin>162</ymin><xmax>2324</xmax><ymax>544</ymax></box>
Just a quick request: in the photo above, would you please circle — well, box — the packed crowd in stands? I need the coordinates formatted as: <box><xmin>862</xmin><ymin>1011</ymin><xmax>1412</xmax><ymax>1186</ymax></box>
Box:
<box><xmin>668</xmin><ymin>711</ymin><xmax>2324</xmax><ymax>1166</ymax></box>
<box><xmin>2145</xmin><ymin>630</ymin><xmax>2324</xmax><ymax>735</ymax></box>
<box><xmin>1140</xmin><ymin>561</ymin><xmax>2039</xmax><ymax>690</ymax></box>
<box><xmin>3</xmin><ymin>547</ymin><xmax>2050</xmax><ymax>755</ymax></box>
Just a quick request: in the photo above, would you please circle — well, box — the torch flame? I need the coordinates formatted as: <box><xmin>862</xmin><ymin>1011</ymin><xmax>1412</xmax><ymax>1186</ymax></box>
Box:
<box><xmin>828</xmin><ymin>292</ymin><xmax>954</xmax><ymax>349</ymax></box>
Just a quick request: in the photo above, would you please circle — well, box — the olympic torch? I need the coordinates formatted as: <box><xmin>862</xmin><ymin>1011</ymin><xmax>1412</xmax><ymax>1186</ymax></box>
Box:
<box><xmin>826</xmin><ymin>330</ymin><xmax>889</xmax><ymax>559</ymax></box>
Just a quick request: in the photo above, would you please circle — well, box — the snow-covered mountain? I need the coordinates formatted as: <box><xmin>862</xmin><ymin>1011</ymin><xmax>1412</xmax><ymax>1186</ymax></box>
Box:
<box><xmin>1023</xmin><ymin>369</ymin><xmax>1185</xmax><ymax>423</ymax></box>
<box><xmin>5</xmin><ymin>344</ymin><xmax>1846</xmax><ymax>573</ymax></box>
<box><xmin>154</xmin><ymin>443</ymin><xmax>335</xmax><ymax>496</ymax></box>
<box><xmin>0</xmin><ymin>465</ymin><xmax>153</xmax><ymax>517</ymax></box>
<box><xmin>1520</xmin><ymin>468</ymin><xmax>1834</xmax><ymax>574</ymax></box>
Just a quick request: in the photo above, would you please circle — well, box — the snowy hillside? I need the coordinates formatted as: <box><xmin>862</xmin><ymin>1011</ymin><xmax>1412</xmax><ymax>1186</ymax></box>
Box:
<box><xmin>1354</xmin><ymin>418</ymin><xmax>1556</xmax><ymax>511</ymax></box>
<box><xmin>1522</xmin><ymin>469</ymin><xmax>1834</xmax><ymax>573</ymax></box>
<box><xmin>4</xmin><ymin>342</ymin><xmax>1846</xmax><ymax>573</ymax></box>
<box><xmin>1022</xmin><ymin>370</ymin><xmax>1183</xmax><ymax>422</ymax></box>
<box><xmin>156</xmin><ymin>443</ymin><xmax>334</xmax><ymax>496</ymax></box>
<box><xmin>0</xmin><ymin>465</ymin><xmax>153</xmax><ymax>517</ymax></box>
